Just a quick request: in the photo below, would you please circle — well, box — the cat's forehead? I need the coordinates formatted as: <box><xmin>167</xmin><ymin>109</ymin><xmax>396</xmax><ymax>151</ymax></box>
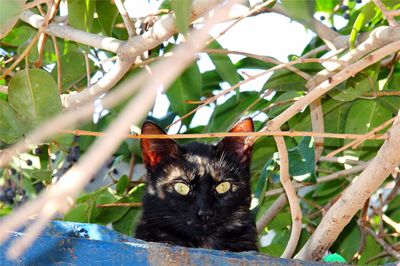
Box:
<box><xmin>183</xmin><ymin>153</ymin><xmax>239</xmax><ymax>181</ymax></box>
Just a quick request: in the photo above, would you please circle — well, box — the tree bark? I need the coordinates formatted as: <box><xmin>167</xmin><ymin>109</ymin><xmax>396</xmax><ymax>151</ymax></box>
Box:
<box><xmin>295</xmin><ymin>116</ymin><xmax>400</xmax><ymax>260</ymax></box>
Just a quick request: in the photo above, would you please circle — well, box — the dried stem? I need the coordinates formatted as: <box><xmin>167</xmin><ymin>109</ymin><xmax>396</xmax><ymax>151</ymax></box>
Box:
<box><xmin>265</xmin><ymin>163</ymin><xmax>368</xmax><ymax>197</ymax></box>
<box><xmin>96</xmin><ymin>202</ymin><xmax>142</xmax><ymax>208</ymax></box>
<box><xmin>274</xmin><ymin>136</ymin><xmax>302</xmax><ymax>259</ymax></box>
<box><xmin>326</xmin><ymin>115</ymin><xmax>398</xmax><ymax>158</ymax></box>
<box><xmin>372</xmin><ymin>0</ymin><xmax>399</xmax><ymax>27</ymax></box>
<box><xmin>60</xmin><ymin>129</ymin><xmax>387</xmax><ymax>141</ymax></box>
<box><xmin>364</xmin><ymin>226</ymin><xmax>400</xmax><ymax>260</ymax></box>
<box><xmin>114</xmin><ymin>0</ymin><xmax>136</xmax><ymax>37</ymax></box>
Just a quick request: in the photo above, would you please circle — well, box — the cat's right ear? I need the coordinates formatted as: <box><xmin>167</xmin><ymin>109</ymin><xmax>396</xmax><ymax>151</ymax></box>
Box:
<box><xmin>140</xmin><ymin>121</ymin><xmax>180</xmax><ymax>169</ymax></box>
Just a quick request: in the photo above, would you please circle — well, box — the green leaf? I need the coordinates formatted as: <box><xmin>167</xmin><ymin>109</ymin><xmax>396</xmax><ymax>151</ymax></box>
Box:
<box><xmin>315</xmin><ymin>0</ymin><xmax>337</xmax><ymax>13</ymax></box>
<box><xmin>1</xmin><ymin>25</ymin><xmax>35</xmax><ymax>47</ymax></box>
<box><xmin>202</xmin><ymin>70</ymin><xmax>223</xmax><ymax>94</ymax></box>
<box><xmin>0</xmin><ymin>99</ymin><xmax>25</xmax><ymax>144</ymax></box>
<box><xmin>329</xmin><ymin>64</ymin><xmax>380</xmax><ymax>101</ymax></box>
<box><xmin>208</xmin><ymin>40</ymin><xmax>242</xmax><ymax>86</ymax></box>
<box><xmin>171</xmin><ymin>0</ymin><xmax>192</xmax><ymax>35</ymax></box>
<box><xmin>267</xmin><ymin>91</ymin><xmax>302</xmax><ymax>118</ymax></box>
<box><xmin>64</xmin><ymin>203</ymin><xmax>89</xmax><ymax>223</ymax></box>
<box><xmin>263</xmin><ymin>63</ymin><xmax>321</xmax><ymax>92</ymax></box>
<box><xmin>252</xmin><ymin>159</ymin><xmax>275</xmax><ymax>216</ymax></box>
<box><xmin>166</xmin><ymin>63</ymin><xmax>202</xmax><ymax>125</ymax></box>
<box><xmin>206</xmin><ymin>92</ymin><xmax>267</xmax><ymax>132</ymax></box>
<box><xmin>96</xmin><ymin>0</ymin><xmax>119</xmax><ymax>36</ymax></box>
<box><xmin>235</xmin><ymin>57</ymin><xmax>276</xmax><ymax>70</ymax></box>
<box><xmin>68</xmin><ymin>0</ymin><xmax>96</xmax><ymax>32</ymax></box>
<box><xmin>0</xmin><ymin>0</ymin><xmax>24</xmax><ymax>38</ymax></box>
<box><xmin>288</xmin><ymin>137</ymin><xmax>317</xmax><ymax>184</ymax></box>
<box><xmin>344</xmin><ymin>99</ymin><xmax>392</xmax><ymax>159</ymax></box>
<box><xmin>281</xmin><ymin>0</ymin><xmax>315</xmax><ymax>29</ymax></box>
<box><xmin>112</xmin><ymin>184</ymin><xmax>146</xmax><ymax>235</ymax></box>
<box><xmin>324</xmin><ymin>102</ymin><xmax>352</xmax><ymax>148</ymax></box>
<box><xmin>8</xmin><ymin>69</ymin><xmax>62</xmax><ymax>130</ymax></box>
<box><xmin>349</xmin><ymin>1</ymin><xmax>378</xmax><ymax>49</ymax></box>
<box><xmin>51</xmin><ymin>50</ymin><xmax>92</xmax><ymax>92</ymax></box>
<box><xmin>251</xmin><ymin>137</ymin><xmax>277</xmax><ymax>175</ymax></box>
<box><xmin>116</xmin><ymin>175</ymin><xmax>129</xmax><ymax>195</ymax></box>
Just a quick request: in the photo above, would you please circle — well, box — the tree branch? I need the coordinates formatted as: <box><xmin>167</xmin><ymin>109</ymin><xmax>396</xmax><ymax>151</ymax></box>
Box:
<box><xmin>269</xmin><ymin>3</ymin><xmax>346</xmax><ymax>50</ymax></box>
<box><xmin>262</xmin><ymin>40</ymin><xmax>400</xmax><ymax>133</ymax></box>
<box><xmin>274</xmin><ymin>136</ymin><xmax>302</xmax><ymax>259</ymax></box>
<box><xmin>295</xmin><ymin>115</ymin><xmax>400</xmax><ymax>260</ymax></box>
<box><xmin>372</xmin><ymin>0</ymin><xmax>399</xmax><ymax>27</ymax></box>
<box><xmin>0</xmin><ymin>0</ymin><xmax>238</xmax><ymax>259</ymax></box>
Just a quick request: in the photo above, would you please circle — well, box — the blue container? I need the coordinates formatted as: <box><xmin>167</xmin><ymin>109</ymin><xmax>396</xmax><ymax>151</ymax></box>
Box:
<box><xmin>0</xmin><ymin>221</ymin><xmax>343</xmax><ymax>265</ymax></box>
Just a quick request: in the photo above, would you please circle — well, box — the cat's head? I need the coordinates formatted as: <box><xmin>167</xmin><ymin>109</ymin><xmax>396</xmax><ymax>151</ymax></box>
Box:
<box><xmin>140</xmin><ymin>118</ymin><xmax>254</xmax><ymax>236</ymax></box>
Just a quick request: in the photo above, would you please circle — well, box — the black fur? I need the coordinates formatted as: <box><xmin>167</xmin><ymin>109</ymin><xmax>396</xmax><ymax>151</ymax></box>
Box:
<box><xmin>135</xmin><ymin>119</ymin><xmax>257</xmax><ymax>252</ymax></box>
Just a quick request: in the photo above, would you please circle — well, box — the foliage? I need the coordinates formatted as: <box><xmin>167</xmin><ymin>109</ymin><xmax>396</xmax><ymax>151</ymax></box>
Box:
<box><xmin>0</xmin><ymin>0</ymin><xmax>399</xmax><ymax>264</ymax></box>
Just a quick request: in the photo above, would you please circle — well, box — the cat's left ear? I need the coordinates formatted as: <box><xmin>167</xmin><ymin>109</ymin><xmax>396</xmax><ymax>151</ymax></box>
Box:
<box><xmin>216</xmin><ymin>118</ymin><xmax>254</xmax><ymax>166</ymax></box>
<box><xmin>141</xmin><ymin>121</ymin><xmax>180</xmax><ymax>169</ymax></box>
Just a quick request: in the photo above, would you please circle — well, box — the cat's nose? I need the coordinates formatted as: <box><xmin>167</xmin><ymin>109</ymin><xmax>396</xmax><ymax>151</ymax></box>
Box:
<box><xmin>198</xmin><ymin>210</ymin><xmax>214</xmax><ymax>222</ymax></box>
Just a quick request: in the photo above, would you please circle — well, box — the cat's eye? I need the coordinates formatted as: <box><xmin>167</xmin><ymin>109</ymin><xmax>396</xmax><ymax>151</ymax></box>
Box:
<box><xmin>215</xmin><ymin>181</ymin><xmax>231</xmax><ymax>194</ymax></box>
<box><xmin>174</xmin><ymin>182</ymin><xmax>190</xmax><ymax>196</ymax></box>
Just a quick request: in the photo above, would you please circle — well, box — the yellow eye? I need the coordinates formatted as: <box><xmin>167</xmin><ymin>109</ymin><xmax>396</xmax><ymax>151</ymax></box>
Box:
<box><xmin>215</xmin><ymin>181</ymin><xmax>231</xmax><ymax>194</ymax></box>
<box><xmin>174</xmin><ymin>182</ymin><xmax>190</xmax><ymax>196</ymax></box>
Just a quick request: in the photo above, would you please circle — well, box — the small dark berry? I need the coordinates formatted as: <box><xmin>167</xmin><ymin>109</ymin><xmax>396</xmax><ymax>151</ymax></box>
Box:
<box><xmin>26</xmin><ymin>159</ymin><xmax>33</xmax><ymax>166</ymax></box>
<box><xmin>34</xmin><ymin>182</ymin><xmax>45</xmax><ymax>193</ymax></box>
<box><xmin>344</xmin><ymin>13</ymin><xmax>350</xmax><ymax>20</ymax></box>
<box><xmin>356</xmin><ymin>0</ymin><xmax>362</xmax><ymax>3</ymax></box>
<box><xmin>320</xmin><ymin>15</ymin><xmax>325</xmax><ymax>21</ymax></box>
<box><xmin>340</xmin><ymin>5</ymin><xmax>348</xmax><ymax>11</ymax></box>
<box><xmin>34</xmin><ymin>147</ymin><xmax>43</xmax><ymax>155</ymax></box>
<box><xmin>112</xmin><ymin>168</ymin><xmax>119</xmax><ymax>175</ymax></box>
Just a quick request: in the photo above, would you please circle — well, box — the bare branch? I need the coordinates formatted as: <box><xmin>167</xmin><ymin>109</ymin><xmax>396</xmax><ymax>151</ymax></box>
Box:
<box><xmin>269</xmin><ymin>3</ymin><xmax>346</xmax><ymax>50</ymax></box>
<box><xmin>372</xmin><ymin>0</ymin><xmax>399</xmax><ymax>27</ymax></box>
<box><xmin>114</xmin><ymin>0</ymin><xmax>136</xmax><ymax>37</ymax></box>
<box><xmin>295</xmin><ymin>116</ymin><xmax>400</xmax><ymax>260</ymax></box>
<box><xmin>274</xmin><ymin>136</ymin><xmax>302</xmax><ymax>259</ymax></box>
<box><xmin>256</xmin><ymin>194</ymin><xmax>287</xmax><ymax>233</ymax></box>
<box><xmin>0</xmin><ymin>0</ymin><xmax>239</xmax><ymax>258</ymax></box>
<box><xmin>60</xmin><ymin>128</ymin><xmax>387</xmax><ymax>141</ymax></box>
<box><xmin>262</xmin><ymin>40</ymin><xmax>400</xmax><ymax>133</ymax></box>
<box><xmin>265</xmin><ymin>163</ymin><xmax>368</xmax><ymax>197</ymax></box>
<box><xmin>326</xmin><ymin>115</ymin><xmax>399</xmax><ymax>158</ymax></box>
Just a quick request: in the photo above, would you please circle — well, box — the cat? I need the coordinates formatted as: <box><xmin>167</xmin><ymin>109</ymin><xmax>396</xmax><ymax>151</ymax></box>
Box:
<box><xmin>135</xmin><ymin>118</ymin><xmax>258</xmax><ymax>252</ymax></box>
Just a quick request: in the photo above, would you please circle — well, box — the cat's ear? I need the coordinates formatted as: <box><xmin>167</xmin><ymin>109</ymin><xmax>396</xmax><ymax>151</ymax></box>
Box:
<box><xmin>141</xmin><ymin>121</ymin><xmax>180</xmax><ymax>168</ymax></box>
<box><xmin>217</xmin><ymin>118</ymin><xmax>254</xmax><ymax>166</ymax></box>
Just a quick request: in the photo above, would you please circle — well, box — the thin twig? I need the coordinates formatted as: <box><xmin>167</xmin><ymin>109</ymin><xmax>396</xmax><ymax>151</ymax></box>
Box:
<box><xmin>96</xmin><ymin>202</ymin><xmax>142</xmax><ymax>208</ymax></box>
<box><xmin>319</xmin><ymin>156</ymin><xmax>365</xmax><ymax>165</ymax></box>
<box><xmin>363</xmin><ymin>226</ymin><xmax>400</xmax><ymax>260</ymax></box>
<box><xmin>114</xmin><ymin>0</ymin><xmax>136</xmax><ymax>37</ymax></box>
<box><xmin>274</xmin><ymin>136</ymin><xmax>302</xmax><ymax>259</ymax></box>
<box><xmin>60</xmin><ymin>129</ymin><xmax>387</xmax><ymax>140</ymax></box>
<box><xmin>372</xmin><ymin>0</ymin><xmax>399</xmax><ymax>27</ymax></box>
<box><xmin>265</xmin><ymin>163</ymin><xmax>368</xmax><ymax>197</ymax></box>
<box><xmin>23</xmin><ymin>0</ymin><xmax>50</xmax><ymax>10</ymax></box>
<box><xmin>383</xmin><ymin>177</ymin><xmax>400</xmax><ymax>206</ymax></box>
<box><xmin>0</xmin><ymin>28</ymin><xmax>44</xmax><ymax>80</ymax></box>
<box><xmin>363</xmin><ymin>90</ymin><xmax>400</xmax><ymax>97</ymax></box>
<box><xmin>50</xmin><ymin>35</ymin><xmax>62</xmax><ymax>94</ymax></box>
<box><xmin>326</xmin><ymin>115</ymin><xmax>398</xmax><ymax>158</ymax></box>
